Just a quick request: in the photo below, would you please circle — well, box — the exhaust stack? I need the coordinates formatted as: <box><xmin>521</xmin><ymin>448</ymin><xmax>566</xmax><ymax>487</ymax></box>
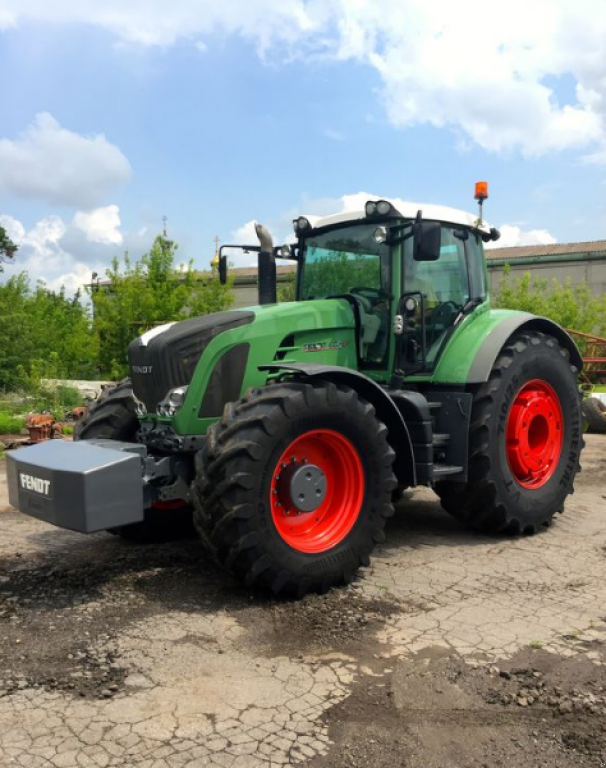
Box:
<box><xmin>255</xmin><ymin>222</ymin><xmax>277</xmax><ymax>305</ymax></box>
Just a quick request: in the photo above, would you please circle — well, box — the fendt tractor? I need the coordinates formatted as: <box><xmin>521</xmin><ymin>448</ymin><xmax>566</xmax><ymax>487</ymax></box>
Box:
<box><xmin>8</xmin><ymin>185</ymin><xmax>583</xmax><ymax>596</ymax></box>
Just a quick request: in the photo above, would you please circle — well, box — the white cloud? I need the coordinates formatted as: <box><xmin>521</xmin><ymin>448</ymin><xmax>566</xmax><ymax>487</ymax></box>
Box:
<box><xmin>3</xmin><ymin>2</ymin><xmax>606</xmax><ymax>158</ymax></box>
<box><xmin>0</xmin><ymin>210</ymin><xmax>153</xmax><ymax>296</ymax></box>
<box><xmin>486</xmin><ymin>224</ymin><xmax>558</xmax><ymax>249</ymax></box>
<box><xmin>230</xmin><ymin>220</ymin><xmax>258</xmax><ymax>246</ymax></box>
<box><xmin>0</xmin><ymin>113</ymin><xmax>132</xmax><ymax>207</ymax></box>
<box><xmin>324</xmin><ymin>128</ymin><xmax>345</xmax><ymax>143</ymax></box>
<box><xmin>73</xmin><ymin>205</ymin><xmax>123</xmax><ymax>245</ymax></box>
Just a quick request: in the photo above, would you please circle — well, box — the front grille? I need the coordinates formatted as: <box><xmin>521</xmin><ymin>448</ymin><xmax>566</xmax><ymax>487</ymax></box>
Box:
<box><xmin>128</xmin><ymin>311</ymin><xmax>254</xmax><ymax>411</ymax></box>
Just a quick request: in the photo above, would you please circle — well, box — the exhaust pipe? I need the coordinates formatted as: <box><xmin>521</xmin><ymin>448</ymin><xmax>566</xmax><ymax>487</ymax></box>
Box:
<box><xmin>255</xmin><ymin>222</ymin><xmax>276</xmax><ymax>305</ymax></box>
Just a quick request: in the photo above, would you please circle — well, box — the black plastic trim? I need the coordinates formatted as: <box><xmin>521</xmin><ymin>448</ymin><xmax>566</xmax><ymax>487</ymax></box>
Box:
<box><xmin>199</xmin><ymin>343</ymin><xmax>250</xmax><ymax>418</ymax></box>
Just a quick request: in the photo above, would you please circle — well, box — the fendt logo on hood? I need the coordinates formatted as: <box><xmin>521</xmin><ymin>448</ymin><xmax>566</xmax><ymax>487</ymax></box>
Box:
<box><xmin>20</xmin><ymin>473</ymin><xmax>51</xmax><ymax>497</ymax></box>
<box><xmin>132</xmin><ymin>365</ymin><xmax>153</xmax><ymax>374</ymax></box>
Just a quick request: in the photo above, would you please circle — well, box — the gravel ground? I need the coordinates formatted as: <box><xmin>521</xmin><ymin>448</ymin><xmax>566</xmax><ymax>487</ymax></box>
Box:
<box><xmin>0</xmin><ymin>435</ymin><xmax>605</xmax><ymax>767</ymax></box>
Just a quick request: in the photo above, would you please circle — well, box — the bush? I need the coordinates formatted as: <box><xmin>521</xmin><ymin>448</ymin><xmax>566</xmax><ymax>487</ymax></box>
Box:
<box><xmin>0</xmin><ymin>411</ymin><xmax>25</xmax><ymax>435</ymax></box>
<box><xmin>493</xmin><ymin>268</ymin><xmax>606</xmax><ymax>338</ymax></box>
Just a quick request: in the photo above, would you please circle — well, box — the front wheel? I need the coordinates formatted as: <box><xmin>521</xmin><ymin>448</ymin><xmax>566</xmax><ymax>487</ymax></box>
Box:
<box><xmin>192</xmin><ymin>380</ymin><xmax>397</xmax><ymax>596</ymax></box>
<box><xmin>435</xmin><ymin>331</ymin><xmax>583</xmax><ymax>534</ymax></box>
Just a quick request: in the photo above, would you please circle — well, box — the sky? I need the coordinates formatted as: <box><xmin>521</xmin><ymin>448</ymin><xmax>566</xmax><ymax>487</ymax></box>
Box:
<box><xmin>0</xmin><ymin>0</ymin><xmax>605</xmax><ymax>294</ymax></box>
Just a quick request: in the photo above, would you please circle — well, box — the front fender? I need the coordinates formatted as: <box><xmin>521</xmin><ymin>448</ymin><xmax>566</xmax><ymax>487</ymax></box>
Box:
<box><xmin>259</xmin><ymin>362</ymin><xmax>416</xmax><ymax>487</ymax></box>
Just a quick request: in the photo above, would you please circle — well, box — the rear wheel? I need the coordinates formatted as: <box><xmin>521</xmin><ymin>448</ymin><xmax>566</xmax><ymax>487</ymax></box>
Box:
<box><xmin>76</xmin><ymin>379</ymin><xmax>193</xmax><ymax>542</ymax></box>
<box><xmin>582</xmin><ymin>397</ymin><xmax>606</xmax><ymax>435</ymax></box>
<box><xmin>192</xmin><ymin>380</ymin><xmax>397</xmax><ymax>596</ymax></box>
<box><xmin>435</xmin><ymin>332</ymin><xmax>582</xmax><ymax>534</ymax></box>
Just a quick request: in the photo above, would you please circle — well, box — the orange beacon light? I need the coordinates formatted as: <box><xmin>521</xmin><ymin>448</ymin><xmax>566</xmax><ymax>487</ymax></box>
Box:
<box><xmin>475</xmin><ymin>181</ymin><xmax>489</xmax><ymax>202</ymax></box>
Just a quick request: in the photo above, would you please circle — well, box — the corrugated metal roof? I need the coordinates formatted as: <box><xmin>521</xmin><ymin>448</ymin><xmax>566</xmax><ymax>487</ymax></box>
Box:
<box><xmin>486</xmin><ymin>240</ymin><xmax>606</xmax><ymax>261</ymax></box>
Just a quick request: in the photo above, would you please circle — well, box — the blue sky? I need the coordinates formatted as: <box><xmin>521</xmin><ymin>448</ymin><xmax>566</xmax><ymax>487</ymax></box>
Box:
<box><xmin>0</xmin><ymin>1</ymin><xmax>605</xmax><ymax>293</ymax></box>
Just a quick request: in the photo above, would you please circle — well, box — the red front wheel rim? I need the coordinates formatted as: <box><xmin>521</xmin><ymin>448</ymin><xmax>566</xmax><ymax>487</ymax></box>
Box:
<box><xmin>270</xmin><ymin>429</ymin><xmax>365</xmax><ymax>554</ymax></box>
<box><xmin>506</xmin><ymin>379</ymin><xmax>563</xmax><ymax>489</ymax></box>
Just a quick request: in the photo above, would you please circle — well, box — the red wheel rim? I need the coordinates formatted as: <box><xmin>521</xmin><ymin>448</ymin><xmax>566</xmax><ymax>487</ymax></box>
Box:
<box><xmin>506</xmin><ymin>379</ymin><xmax>563</xmax><ymax>489</ymax></box>
<box><xmin>270</xmin><ymin>429</ymin><xmax>365</xmax><ymax>554</ymax></box>
<box><xmin>151</xmin><ymin>501</ymin><xmax>187</xmax><ymax>510</ymax></box>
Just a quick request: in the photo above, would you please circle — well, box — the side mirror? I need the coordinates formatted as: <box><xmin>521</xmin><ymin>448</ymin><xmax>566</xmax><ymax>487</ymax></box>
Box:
<box><xmin>218</xmin><ymin>254</ymin><xmax>227</xmax><ymax>285</ymax></box>
<box><xmin>413</xmin><ymin>220</ymin><xmax>441</xmax><ymax>262</ymax></box>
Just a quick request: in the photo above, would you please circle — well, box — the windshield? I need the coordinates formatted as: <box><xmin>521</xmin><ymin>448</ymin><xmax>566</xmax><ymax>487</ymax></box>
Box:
<box><xmin>300</xmin><ymin>224</ymin><xmax>391</xmax><ymax>300</ymax></box>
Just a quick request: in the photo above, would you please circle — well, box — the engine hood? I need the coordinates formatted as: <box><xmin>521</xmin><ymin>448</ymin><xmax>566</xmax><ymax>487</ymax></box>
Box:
<box><xmin>128</xmin><ymin>310</ymin><xmax>254</xmax><ymax>411</ymax></box>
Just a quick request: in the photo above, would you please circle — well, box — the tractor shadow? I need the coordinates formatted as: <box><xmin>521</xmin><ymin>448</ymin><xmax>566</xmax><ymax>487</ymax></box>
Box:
<box><xmin>385</xmin><ymin>489</ymin><xmax>526</xmax><ymax>550</ymax></box>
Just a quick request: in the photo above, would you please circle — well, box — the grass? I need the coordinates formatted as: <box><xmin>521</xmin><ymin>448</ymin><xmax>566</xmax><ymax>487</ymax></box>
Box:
<box><xmin>529</xmin><ymin>640</ymin><xmax>544</xmax><ymax>650</ymax></box>
<box><xmin>0</xmin><ymin>411</ymin><xmax>25</xmax><ymax>435</ymax></box>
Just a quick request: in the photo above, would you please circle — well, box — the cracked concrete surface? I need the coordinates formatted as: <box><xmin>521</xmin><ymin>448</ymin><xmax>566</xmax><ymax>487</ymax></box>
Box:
<box><xmin>0</xmin><ymin>435</ymin><xmax>605</xmax><ymax>767</ymax></box>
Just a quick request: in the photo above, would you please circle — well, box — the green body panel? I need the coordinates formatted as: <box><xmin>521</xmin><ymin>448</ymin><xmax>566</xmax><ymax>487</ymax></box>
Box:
<box><xmin>172</xmin><ymin>299</ymin><xmax>358</xmax><ymax>435</ymax></box>
<box><xmin>151</xmin><ymin>297</ymin><xmax>535</xmax><ymax>437</ymax></box>
<box><xmin>407</xmin><ymin>302</ymin><xmax>526</xmax><ymax>384</ymax></box>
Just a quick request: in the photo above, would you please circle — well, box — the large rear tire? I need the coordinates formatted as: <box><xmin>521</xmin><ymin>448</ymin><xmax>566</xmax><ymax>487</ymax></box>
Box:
<box><xmin>76</xmin><ymin>380</ymin><xmax>192</xmax><ymax>542</ymax></box>
<box><xmin>435</xmin><ymin>332</ymin><xmax>582</xmax><ymax>534</ymax></box>
<box><xmin>192</xmin><ymin>380</ymin><xmax>397</xmax><ymax>597</ymax></box>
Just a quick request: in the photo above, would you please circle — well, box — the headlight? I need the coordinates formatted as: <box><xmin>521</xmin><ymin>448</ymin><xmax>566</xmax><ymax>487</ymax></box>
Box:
<box><xmin>373</xmin><ymin>225</ymin><xmax>388</xmax><ymax>244</ymax></box>
<box><xmin>376</xmin><ymin>200</ymin><xmax>391</xmax><ymax>215</ymax></box>
<box><xmin>157</xmin><ymin>386</ymin><xmax>189</xmax><ymax>417</ymax></box>
<box><xmin>365</xmin><ymin>201</ymin><xmax>377</xmax><ymax>216</ymax></box>
<box><xmin>294</xmin><ymin>216</ymin><xmax>310</xmax><ymax>233</ymax></box>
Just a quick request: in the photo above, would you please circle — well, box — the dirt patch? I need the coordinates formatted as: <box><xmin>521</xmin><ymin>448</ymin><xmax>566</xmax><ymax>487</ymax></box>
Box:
<box><xmin>238</xmin><ymin>586</ymin><xmax>420</xmax><ymax>658</ymax></box>
<box><xmin>0</xmin><ymin>537</ymin><xmax>247</xmax><ymax>700</ymax></box>
<box><xmin>313</xmin><ymin>647</ymin><xmax>606</xmax><ymax>768</ymax></box>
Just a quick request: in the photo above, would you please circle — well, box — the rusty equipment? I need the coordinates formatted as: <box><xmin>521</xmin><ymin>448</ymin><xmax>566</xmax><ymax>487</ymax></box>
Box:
<box><xmin>26</xmin><ymin>414</ymin><xmax>65</xmax><ymax>443</ymax></box>
<box><xmin>566</xmin><ymin>330</ymin><xmax>606</xmax><ymax>386</ymax></box>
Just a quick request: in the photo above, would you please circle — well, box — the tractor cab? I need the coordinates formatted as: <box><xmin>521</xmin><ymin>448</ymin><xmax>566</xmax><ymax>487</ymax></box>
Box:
<box><xmin>289</xmin><ymin>195</ymin><xmax>501</xmax><ymax>382</ymax></box>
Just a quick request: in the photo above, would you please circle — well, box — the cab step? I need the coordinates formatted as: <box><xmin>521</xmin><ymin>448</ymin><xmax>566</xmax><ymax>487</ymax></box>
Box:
<box><xmin>433</xmin><ymin>463</ymin><xmax>464</xmax><ymax>478</ymax></box>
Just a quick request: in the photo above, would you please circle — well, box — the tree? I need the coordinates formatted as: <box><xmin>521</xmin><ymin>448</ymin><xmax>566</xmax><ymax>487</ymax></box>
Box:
<box><xmin>0</xmin><ymin>226</ymin><xmax>18</xmax><ymax>272</ymax></box>
<box><xmin>0</xmin><ymin>274</ymin><xmax>97</xmax><ymax>391</ymax></box>
<box><xmin>91</xmin><ymin>232</ymin><xmax>233</xmax><ymax>377</ymax></box>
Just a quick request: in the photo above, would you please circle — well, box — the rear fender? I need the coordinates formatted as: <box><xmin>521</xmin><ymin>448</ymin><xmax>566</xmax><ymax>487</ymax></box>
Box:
<box><xmin>467</xmin><ymin>314</ymin><xmax>583</xmax><ymax>383</ymax></box>
<box><xmin>260</xmin><ymin>362</ymin><xmax>416</xmax><ymax>487</ymax></box>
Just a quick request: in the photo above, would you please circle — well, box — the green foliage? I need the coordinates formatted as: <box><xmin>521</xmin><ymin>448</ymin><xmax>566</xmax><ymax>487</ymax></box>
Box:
<box><xmin>494</xmin><ymin>268</ymin><xmax>606</xmax><ymax>337</ymax></box>
<box><xmin>303</xmin><ymin>250</ymin><xmax>380</xmax><ymax>299</ymax></box>
<box><xmin>0</xmin><ymin>411</ymin><xmax>25</xmax><ymax>435</ymax></box>
<box><xmin>0</xmin><ymin>226</ymin><xmax>18</xmax><ymax>272</ymax></box>
<box><xmin>91</xmin><ymin>234</ymin><xmax>234</xmax><ymax>377</ymax></box>
<box><xmin>0</xmin><ymin>274</ymin><xmax>97</xmax><ymax>392</ymax></box>
<box><xmin>278</xmin><ymin>272</ymin><xmax>296</xmax><ymax>302</ymax></box>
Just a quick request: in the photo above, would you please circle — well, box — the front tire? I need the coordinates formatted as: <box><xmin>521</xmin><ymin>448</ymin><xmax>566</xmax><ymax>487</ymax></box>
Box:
<box><xmin>193</xmin><ymin>380</ymin><xmax>397</xmax><ymax>596</ymax></box>
<box><xmin>76</xmin><ymin>380</ymin><xmax>192</xmax><ymax>542</ymax></box>
<box><xmin>436</xmin><ymin>332</ymin><xmax>583</xmax><ymax>534</ymax></box>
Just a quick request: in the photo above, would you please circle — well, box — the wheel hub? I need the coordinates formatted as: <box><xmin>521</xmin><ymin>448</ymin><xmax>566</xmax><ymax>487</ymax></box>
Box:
<box><xmin>276</xmin><ymin>463</ymin><xmax>327</xmax><ymax>513</ymax></box>
<box><xmin>506</xmin><ymin>379</ymin><xmax>563</xmax><ymax>489</ymax></box>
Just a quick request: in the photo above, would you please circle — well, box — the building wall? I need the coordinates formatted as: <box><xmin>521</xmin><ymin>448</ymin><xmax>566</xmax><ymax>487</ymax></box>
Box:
<box><xmin>488</xmin><ymin>259</ymin><xmax>606</xmax><ymax>298</ymax></box>
<box><xmin>232</xmin><ymin>283</ymin><xmax>261</xmax><ymax>308</ymax></box>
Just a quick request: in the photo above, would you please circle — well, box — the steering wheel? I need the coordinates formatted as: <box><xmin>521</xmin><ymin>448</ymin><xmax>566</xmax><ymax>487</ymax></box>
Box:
<box><xmin>426</xmin><ymin>301</ymin><xmax>461</xmax><ymax>346</ymax></box>
<box><xmin>349</xmin><ymin>286</ymin><xmax>389</xmax><ymax>304</ymax></box>
<box><xmin>429</xmin><ymin>300</ymin><xmax>460</xmax><ymax>323</ymax></box>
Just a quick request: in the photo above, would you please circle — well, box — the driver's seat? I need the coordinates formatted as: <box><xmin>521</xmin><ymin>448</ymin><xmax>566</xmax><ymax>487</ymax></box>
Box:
<box><xmin>355</xmin><ymin>295</ymin><xmax>382</xmax><ymax>358</ymax></box>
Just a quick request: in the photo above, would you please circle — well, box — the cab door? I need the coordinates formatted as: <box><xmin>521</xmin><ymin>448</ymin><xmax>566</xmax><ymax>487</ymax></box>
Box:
<box><xmin>398</xmin><ymin>226</ymin><xmax>486</xmax><ymax>374</ymax></box>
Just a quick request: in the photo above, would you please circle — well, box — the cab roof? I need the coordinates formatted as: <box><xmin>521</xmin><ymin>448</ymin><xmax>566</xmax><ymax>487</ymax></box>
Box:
<box><xmin>297</xmin><ymin>197</ymin><xmax>493</xmax><ymax>235</ymax></box>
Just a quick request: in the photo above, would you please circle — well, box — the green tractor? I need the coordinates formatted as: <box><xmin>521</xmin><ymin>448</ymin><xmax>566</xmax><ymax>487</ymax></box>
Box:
<box><xmin>8</xmin><ymin>188</ymin><xmax>583</xmax><ymax>596</ymax></box>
